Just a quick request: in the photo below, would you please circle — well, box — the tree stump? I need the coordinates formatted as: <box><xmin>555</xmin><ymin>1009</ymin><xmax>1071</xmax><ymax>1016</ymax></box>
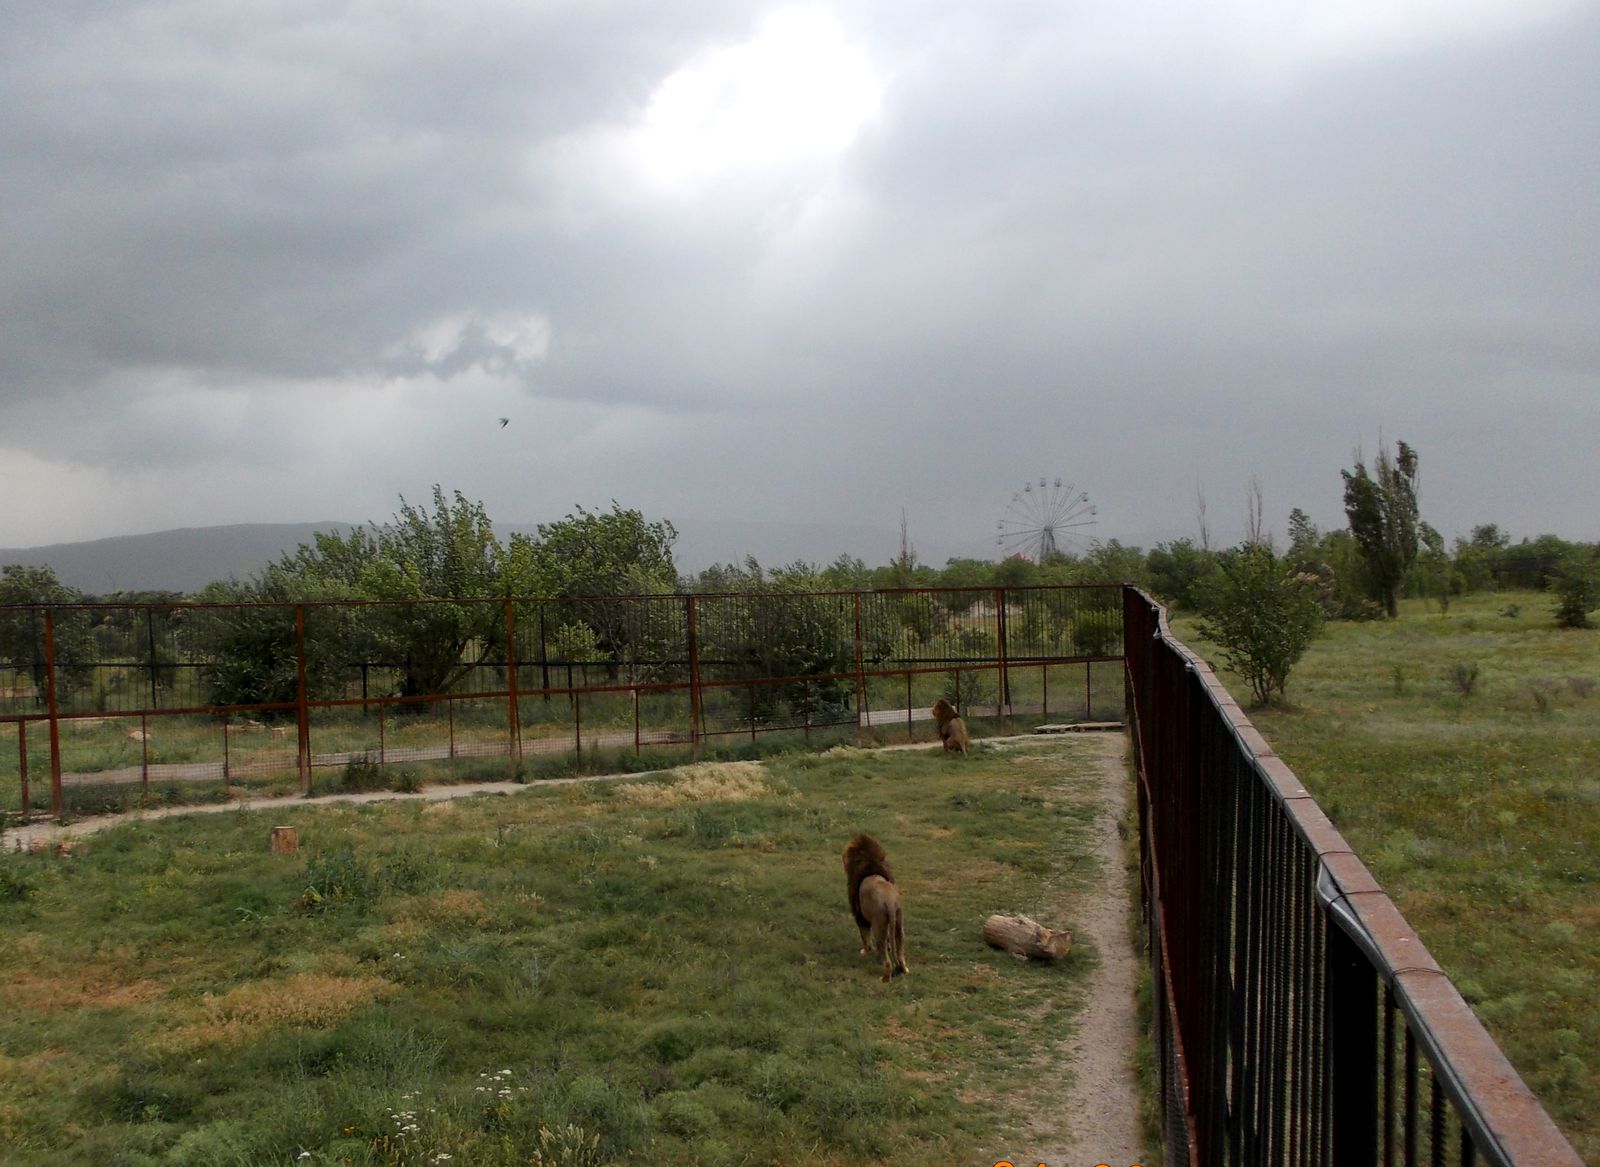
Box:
<box><xmin>982</xmin><ymin>914</ymin><xmax>1073</xmax><ymax>961</ymax></box>
<box><xmin>270</xmin><ymin>826</ymin><xmax>299</xmax><ymax>855</ymax></box>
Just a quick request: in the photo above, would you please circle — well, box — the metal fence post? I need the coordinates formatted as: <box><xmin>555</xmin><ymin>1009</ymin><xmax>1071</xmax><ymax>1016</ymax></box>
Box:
<box><xmin>17</xmin><ymin>720</ymin><xmax>30</xmax><ymax>820</ymax></box>
<box><xmin>994</xmin><ymin>587</ymin><xmax>1009</xmax><ymax>727</ymax></box>
<box><xmin>505</xmin><ymin>599</ymin><xmax>521</xmax><ymax>775</ymax></box>
<box><xmin>295</xmin><ymin>605</ymin><xmax>311</xmax><ymax>795</ymax></box>
<box><xmin>686</xmin><ymin>595</ymin><xmax>701</xmax><ymax>756</ymax></box>
<box><xmin>853</xmin><ymin>593</ymin><xmax>865</xmax><ymax>744</ymax></box>
<box><xmin>1325</xmin><ymin>919</ymin><xmax>1379</xmax><ymax>1162</ymax></box>
<box><xmin>43</xmin><ymin>608</ymin><xmax>63</xmax><ymax>818</ymax></box>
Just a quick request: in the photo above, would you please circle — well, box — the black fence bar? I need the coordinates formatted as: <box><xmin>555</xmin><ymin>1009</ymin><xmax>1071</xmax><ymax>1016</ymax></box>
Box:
<box><xmin>1123</xmin><ymin>588</ymin><xmax>1581</xmax><ymax>1167</ymax></box>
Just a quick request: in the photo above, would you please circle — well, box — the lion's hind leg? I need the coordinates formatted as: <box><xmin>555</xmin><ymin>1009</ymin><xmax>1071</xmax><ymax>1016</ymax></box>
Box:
<box><xmin>893</xmin><ymin>906</ymin><xmax>909</xmax><ymax>975</ymax></box>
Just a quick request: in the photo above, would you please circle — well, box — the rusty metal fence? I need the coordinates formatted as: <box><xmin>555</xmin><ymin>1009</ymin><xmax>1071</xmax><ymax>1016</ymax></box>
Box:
<box><xmin>1122</xmin><ymin>588</ymin><xmax>1581</xmax><ymax>1166</ymax></box>
<box><xmin>3</xmin><ymin>583</ymin><xmax>1582</xmax><ymax>1163</ymax></box>
<box><xmin>0</xmin><ymin>585</ymin><xmax>1125</xmax><ymax>815</ymax></box>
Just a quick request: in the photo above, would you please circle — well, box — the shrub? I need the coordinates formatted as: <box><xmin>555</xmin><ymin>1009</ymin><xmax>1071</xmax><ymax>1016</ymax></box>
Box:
<box><xmin>1447</xmin><ymin>662</ymin><xmax>1480</xmax><ymax>698</ymax></box>
<box><xmin>1552</xmin><ymin>550</ymin><xmax>1599</xmax><ymax>629</ymax></box>
<box><xmin>341</xmin><ymin>753</ymin><xmax>388</xmax><ymax>792</ymax></box>
<box><xmin>1195</xmin><ymin>545</ymin><xmax>1325</xmax><ymax>706</ymax></box>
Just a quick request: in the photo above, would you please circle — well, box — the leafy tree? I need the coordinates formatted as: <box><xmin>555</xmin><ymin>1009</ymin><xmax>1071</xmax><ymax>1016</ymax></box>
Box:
<box><xmin>819</xmin><ymin>554</ymin><xmax>872</xmax><ymax>591</ymax></box>
<box><xmin>1285</xmin><ymin>509</ymin><xmax>1320</xmax><ymax>569</ymax></box>
<box><xmin>518</xmin><ymin>503</ymin><xmax>677</xmax><ymax>598</ymax></box>
<box><xmin>1498</xmin><ymin>533</ymin><xmax>1576</xmax><ymax>590</ymax></box>
<box><xmin>360</xmin><ymin>489</ymin><xmax>510</xmax><ymax>697</ymax></box>
<box><xmin>198</xmin><ymin>489</ymin><xmax>512</xmax><ymax>704</ymax></box>
<box><xmin>693</xmin><ymin>559</ymin><xmax>854</xmax><ymax>723</ymax></box>
<box><xmin>1341</xmin><ymin>440</ymin><xmax>1421</xmax><ymax>617</ymax></box>
<box><xmin>1452</xmin><ymin>524</ymin><xmax>1510</xmax><ymax>593</ymax></box>
<box><xmin>518</xmin><ymin>504</ymin><xmax>680</xmax><ymax>685</ymax></box>
<box><xmin>195</xmin><ymin>571</ymin><xmax>352</xmax><ymax>710</ymax></box>
<box><xmin>0</xmin><ymin>564</ymin><xmax>92</xmax><ymax>706</ymax></box>
<box><xmin>1073</xmin><ymin>540</ymin><xmax>1150</xmax><ymax>588</ymax></box>
<box><xmin>1147</xmin><ymin>539</ymin><xmax>1219</xmax><ymax>610</ymax></box>
<box><xmin>1195</xmin><ymin>545</ymin><xmax>1325</xmax><ymax>706</ymax></box>
<box><xmin>1408</xmin><ymin>521</ymin><xmax>1456</xmax><ymax>610</ymax></box>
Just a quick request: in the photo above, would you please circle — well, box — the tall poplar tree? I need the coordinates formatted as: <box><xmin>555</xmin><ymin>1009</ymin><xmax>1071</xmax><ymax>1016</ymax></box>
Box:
<box><xmin>1341</xmin><ymin>440</ymin><xmax>1420</xmax><ymax>618</ymax></box>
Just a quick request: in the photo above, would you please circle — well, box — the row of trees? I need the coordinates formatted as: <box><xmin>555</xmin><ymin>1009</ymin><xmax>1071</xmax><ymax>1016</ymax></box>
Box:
<box><xmin>4</xmin><ymin>449</ymin><xmax>1596</xmax><ymax>710</ymax></box>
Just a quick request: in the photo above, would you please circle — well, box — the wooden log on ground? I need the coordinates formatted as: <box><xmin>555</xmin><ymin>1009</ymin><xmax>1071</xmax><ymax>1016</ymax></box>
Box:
<box><xmin>270</xmin><ymin>826</ymin><xmax>299</xmax><ymax>855</ymax></box>
<box><xmin>982</xmin><ymin>913</ymin><xmax>1073</xmax><ymax>961</ymax></box>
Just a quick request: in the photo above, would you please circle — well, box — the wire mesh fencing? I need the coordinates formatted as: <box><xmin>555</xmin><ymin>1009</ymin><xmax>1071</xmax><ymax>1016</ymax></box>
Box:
<box><xmin>1</xmin><ymin>585</ymin><xmax>1123</xmax><ymax>815</ymax></box>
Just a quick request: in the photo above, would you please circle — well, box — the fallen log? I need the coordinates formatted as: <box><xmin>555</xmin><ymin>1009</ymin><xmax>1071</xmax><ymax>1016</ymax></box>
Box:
<box><xmin>982</xmin><ymin>913</ymin><xmax>1073</xmax><ymax>961</ymax></box>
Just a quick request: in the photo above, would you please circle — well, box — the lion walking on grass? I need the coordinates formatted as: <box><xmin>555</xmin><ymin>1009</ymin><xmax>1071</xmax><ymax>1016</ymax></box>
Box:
<box><xmin>843</xmin><ymin>833</ymin><xmax>909</xmax><ymax>983</ymax></box>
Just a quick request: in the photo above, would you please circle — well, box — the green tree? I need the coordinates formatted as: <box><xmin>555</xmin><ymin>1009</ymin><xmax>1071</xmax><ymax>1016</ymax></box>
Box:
<box><xmin>1196</xmin><ymin>545</ymin><xmax>1325</xmax><ymax>706</ymax></box>
<box><xmin>195</xmin><ymin>570</ymin><xmax>352</xmax><ymax>710</ymax></box>
<box><xmin>1452</xmin><ymin>524</ymin><xmax>1510</xmax><ymax>593</ymax></box>
<box><xmin>0</xmin><ymin>564</ymin><xmax>91</xmax><ymax>706</ymax></box>
<box><xmin>1408</xmin><ymin>521</ymin><xmax>1456</xmax><ymax>610</ymax></box>
<box><xmin>359</xmin><ymin>488</ymin><xmax>510</xmax><ymax>697</ymax></box>
<box><xmin>198</xmin><ymin>490</ymin><xmax>510</xmax><ymax>704</ymax></box>
<box><xmin>1341</xmin><ymin>440</ymin><xmax>1421</xmax><ymax>617</ymax></box>
<box><xmin>1146</xmin><ymin>539</ymin><xmax>1220</xmax><ymax>611</ymax></box>
<box><xmin>693</xmin><ymin>559</ymin><xmax>854</xmax><ymax>722</ymax></box>
<box><xmin>1073</xmin><ymin>540</ymin><xmax>1149</xmax><ymax>588</ymax></box>
<box><xmin>518</xmin><ymin>503</ymin><xmax>680</xmax><ymax>686</ymax></box>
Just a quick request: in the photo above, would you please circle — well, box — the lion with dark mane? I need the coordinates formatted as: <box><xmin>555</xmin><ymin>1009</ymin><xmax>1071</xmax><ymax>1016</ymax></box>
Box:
<box><xmin>931</xmin><ymin>698</ymin><xmax>970</xmax><ymax>755</ymax></box>
<box><xmin>842</xmin><ymin>833</ymin><xmax>909</xmax><ymax>983</ymax></box>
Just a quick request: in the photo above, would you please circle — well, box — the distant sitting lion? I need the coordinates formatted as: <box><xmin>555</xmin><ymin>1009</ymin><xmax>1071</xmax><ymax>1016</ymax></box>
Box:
<box><xmin>842</xmin><ymin>833</ymin><xmax>909</xmax><ymax>983</ymax></box>
<box><xmin>931</xmin><ymin>698</ymin><xmax>970</xmax><ymax>755</ymax></box>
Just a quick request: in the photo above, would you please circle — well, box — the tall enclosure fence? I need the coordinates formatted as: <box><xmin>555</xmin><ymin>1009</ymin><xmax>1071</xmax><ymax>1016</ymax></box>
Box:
<box><xmin>1</xmin><ymin>585</ymin><xmax>1583</xmax><ymax>1163</ymax></box>
<box><xmin>1122</xmin><ymin>589</ymin><xmax>1582</xmax><ymax>1167</ymax></box>
<box><xmin>0</xmin><ymin>585</ymin><xmax>1125</xmax><ymax>814</ymax></box>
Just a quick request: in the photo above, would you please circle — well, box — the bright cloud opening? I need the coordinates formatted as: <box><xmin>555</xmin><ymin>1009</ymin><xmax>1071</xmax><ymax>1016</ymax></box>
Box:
<box><xmin>627</xmin><ymin>6</ymin><xmax>884</xmax><ymax>191</ymax></box>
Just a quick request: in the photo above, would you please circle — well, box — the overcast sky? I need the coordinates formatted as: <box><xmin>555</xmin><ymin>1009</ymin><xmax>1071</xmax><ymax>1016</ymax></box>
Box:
<box><xmin>3</xmin><ymin>0</ymin><xmax>1597</xmax><ymax>564</ymax></box>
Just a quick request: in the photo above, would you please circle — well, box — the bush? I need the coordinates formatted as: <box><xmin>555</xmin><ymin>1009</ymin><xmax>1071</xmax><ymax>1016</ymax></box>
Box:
<box><xmin>1195</xmin><ymin>545</ymin><xmax>1325</xmax><ymax>706</ymax></box>
<box><xmin>1552</xmin><ymin>551</ymin><xmax>1598</xmax><ymax>629</ymax></box>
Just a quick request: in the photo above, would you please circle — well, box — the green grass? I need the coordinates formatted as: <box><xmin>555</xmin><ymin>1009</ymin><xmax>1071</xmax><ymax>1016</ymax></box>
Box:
<box><xmin>1172</xmin><ymin>590</ymin><xmax>1598</xmax><ymax>1161</ymax></box>
<box><xmin>0</xmin><ymin>739</ymin><xmax>1131</xmax><ymax>1166</ymax></box>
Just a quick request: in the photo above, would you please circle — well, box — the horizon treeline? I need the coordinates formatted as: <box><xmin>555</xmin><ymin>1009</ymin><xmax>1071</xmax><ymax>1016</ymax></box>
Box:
<box><xmin>3</xmin><ymin>504</ymin><xmax>1595</xmax><ymax>616</ymax></box>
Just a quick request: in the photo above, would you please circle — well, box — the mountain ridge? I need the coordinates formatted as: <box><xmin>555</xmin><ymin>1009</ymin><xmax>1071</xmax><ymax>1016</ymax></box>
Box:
<box><xmin>2</xmin><ymin>520</ymin><xmax>983</xmax><ymax>595</ymax></box>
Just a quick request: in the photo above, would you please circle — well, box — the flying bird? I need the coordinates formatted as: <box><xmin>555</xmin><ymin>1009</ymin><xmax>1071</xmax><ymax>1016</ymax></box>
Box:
<box><xmin>498</xmin><ymin>417</ymin><xmax>510</xmax><ymax>428</ymax></box>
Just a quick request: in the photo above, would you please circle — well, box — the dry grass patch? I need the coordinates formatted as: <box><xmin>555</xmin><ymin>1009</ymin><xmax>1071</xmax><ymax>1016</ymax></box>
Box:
<box><xmin>11</xmin><ymin>967</ymin><xmax>167</xmax><ymax>1012</ymax></box>
<box><xmin>613</xmin><ymin>761</ymin><xmax>770</xmax><ymax>806</ymax></box>
<box><xmin>155</xmin><ymin>972</ymin><xmax>398</xmax><ymax>1052</ymax></box>
<box><xmin>399</xmin><ymin>887</ymin><xmax>493</xmax><ymax>928</ymax></box>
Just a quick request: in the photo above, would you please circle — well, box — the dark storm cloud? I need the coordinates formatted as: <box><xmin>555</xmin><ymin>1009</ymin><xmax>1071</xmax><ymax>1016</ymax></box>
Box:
<box><xmin>0</xmin><ymin>1</ymin><xmax>1595</xmax><ymax>550</ymax></box>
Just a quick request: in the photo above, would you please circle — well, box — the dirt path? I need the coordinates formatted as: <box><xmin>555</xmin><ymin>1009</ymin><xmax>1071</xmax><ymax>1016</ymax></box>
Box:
<box><xmin>998</xmin><ymin>733</ymin><xmax>1152</xmax><ymax>1158</ymax></box>
<box><xmin>1030</xmin><ymin>731</ymin><xmax>1147</xmax><ymax>1165</ymax></box>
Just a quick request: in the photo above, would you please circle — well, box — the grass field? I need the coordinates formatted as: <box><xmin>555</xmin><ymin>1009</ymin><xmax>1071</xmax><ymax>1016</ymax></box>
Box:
<box><xmin>1172</xmin><ymin>590</ymin><xmax>1598</xmax><ymax>1162</ymax></box>
<box><xmin>0</xmin><ymin>737</ymin><xmax>1140</xmax><ymax>1166</ymax></box>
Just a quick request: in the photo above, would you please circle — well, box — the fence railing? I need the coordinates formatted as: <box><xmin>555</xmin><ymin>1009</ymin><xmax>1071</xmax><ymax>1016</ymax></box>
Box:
<box><xmin>0</xmin><ymin>585</ymin><xmax>1125</xmax><ymax>814</ymax></box>
<box><xmin>3</xmin><ymin>583</ymin><xmax>1582</xmax><ymax>1163</ymax></box>
<box><xmin>1122</xmin><ymin>588</ymin><xmax>1581</xmax><ymax>1166</ymax></box>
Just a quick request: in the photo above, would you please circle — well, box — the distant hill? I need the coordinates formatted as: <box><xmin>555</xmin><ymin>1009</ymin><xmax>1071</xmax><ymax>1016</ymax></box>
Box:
<box><xmin>0</xmin><ymin>523</ymin><xmax>358</xmax><ymax>595</ymax></box>
<box><xmin>1</xmin><ymin>519</ymin><xmax>985</xmax><ymax>597</ymax></box>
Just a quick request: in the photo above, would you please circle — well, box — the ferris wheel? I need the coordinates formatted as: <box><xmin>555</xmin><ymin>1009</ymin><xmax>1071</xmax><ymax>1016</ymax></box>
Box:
<box><xmin>996</xmin><ymin>477</ymin><xmax>1097</xmax><ymax>561</ymax></box>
